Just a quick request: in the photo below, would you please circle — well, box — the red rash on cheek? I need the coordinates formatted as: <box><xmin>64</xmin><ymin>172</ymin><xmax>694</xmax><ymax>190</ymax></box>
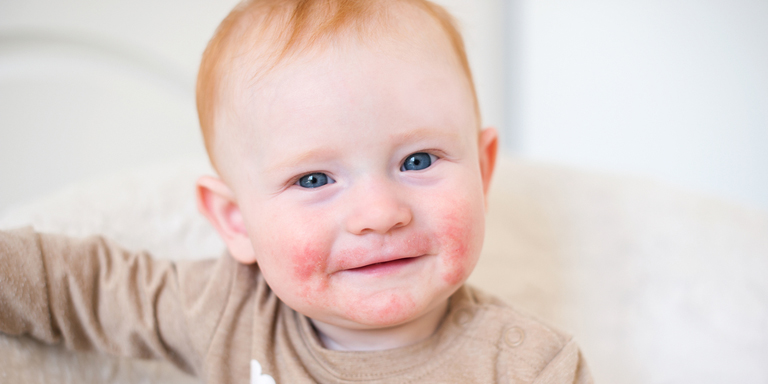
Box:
<box><xmin>290</xmin><ymin>242</ymin><xmax>333</xmax><ymax>305</ymax></box>
<box><xmin>291</xmin><ymin>242</ymin><xmax>324</xmax><ymax>281</ymax></box>
<box><xmin>438</xmin><ymin>210</ymin><xmax>476</xmax><ymax>286</ymax></box>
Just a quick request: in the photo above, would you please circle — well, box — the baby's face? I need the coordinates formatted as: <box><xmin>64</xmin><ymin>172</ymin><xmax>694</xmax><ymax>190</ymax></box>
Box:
<box><xmin>220</xmin><ymin>39</ymin><xmax>496</xmax><ymax>330</ymax></box>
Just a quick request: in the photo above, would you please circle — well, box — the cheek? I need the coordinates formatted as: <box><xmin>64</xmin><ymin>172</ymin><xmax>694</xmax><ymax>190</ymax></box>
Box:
<box><xmin>251</xmin><ymin>205</ymin><xmax>341</xmax><ymax>318</ymax></box>
<box><xmin>436</xmin><ymin>204</ymin><xmax>483</xmax><ymax>286</ymax></box>
<box><xmin>262</xmin><ymin>211</ymin><xmax>331</xmax><ymax>282</ymax></box>
<box><xmin>285</xmin><ymin>240</ymin><xmax>333</xmax><ymax>301</ymax></box>
<box><xmin>259</xmin><ymin>214</ymin><xmax>333</xmax><ymax>302</ymax></box>
<box><xmin>291</xmin><ymin>241</ymin><xmax>324</xmax><ymax>281</ymax></box>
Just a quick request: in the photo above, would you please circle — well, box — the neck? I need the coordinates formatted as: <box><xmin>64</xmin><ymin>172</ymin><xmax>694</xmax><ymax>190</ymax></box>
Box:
<box><xmin>310</xmin><ymin>300</ymin><xmax>449</xmax><ymax>351</ymax></box>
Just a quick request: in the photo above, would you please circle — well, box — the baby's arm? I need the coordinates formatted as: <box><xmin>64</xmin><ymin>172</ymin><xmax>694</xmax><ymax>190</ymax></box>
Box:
<box><xmin>0</xmin><ymin>227</ymin><xmax>230</xmax><ymax>376</ymax></box>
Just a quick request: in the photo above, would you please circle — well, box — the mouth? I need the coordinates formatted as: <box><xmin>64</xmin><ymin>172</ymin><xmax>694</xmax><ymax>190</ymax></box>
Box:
<box><xmin>344</xmin><ymin>256</ymin><xmax>422</xmax><ymax>274</ymax></box>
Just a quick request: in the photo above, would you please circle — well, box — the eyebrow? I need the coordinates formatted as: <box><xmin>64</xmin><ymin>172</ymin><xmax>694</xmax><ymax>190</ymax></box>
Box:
<box><xmin>388</xmin><ymin>126</ymin><xmax>462</xmax><ymax>146</ymax></box>
<box><xmin>266</xmin><ymin>126</ymin><xmax>462</xmax><ymax>174</ymax></box>
<box><xmin>266</xmin><ymin>147</ymin><xmax>339</xmax><ymax>175</ymax></box>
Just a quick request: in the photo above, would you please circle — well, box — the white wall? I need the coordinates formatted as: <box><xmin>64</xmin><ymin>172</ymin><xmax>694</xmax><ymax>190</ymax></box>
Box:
<box><xmin>512</xmin><ymin>0</ymin><xmax>768</xmax><ymax>211</ymax></box>
<box><xmin>435</xmin><ymin>0</ymin><xmax>506</xmax><ymax>136</ymax></box>
<box><xmin>0</xmin><ymin>0</ymin><xmax>240</xmax><ymax>212</ymax></box>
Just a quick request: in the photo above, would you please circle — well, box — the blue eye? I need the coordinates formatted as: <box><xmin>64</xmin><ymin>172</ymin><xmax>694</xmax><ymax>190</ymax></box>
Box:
<box><xmin>298</xmin><ymin>173</ymin><xmax>332</xmax><ymax>188</ymax></box>
<box><xmin>401</xmin><ymin>152</ymin><xmax>434</xmax><ymax>171</ymax></box>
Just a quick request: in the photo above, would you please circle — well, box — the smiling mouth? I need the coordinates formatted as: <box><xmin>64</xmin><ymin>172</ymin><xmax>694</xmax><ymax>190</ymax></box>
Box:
<box><xmin>346</xmin><ymin>256</ymin><xmax>421</xmax><ymax>274</ymax></box>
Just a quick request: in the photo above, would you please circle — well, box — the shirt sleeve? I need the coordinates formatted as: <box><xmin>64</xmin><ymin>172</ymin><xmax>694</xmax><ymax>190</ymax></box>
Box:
<box><xmin>532</xmin><ymin>339</ymin><xmax>594</xmax><ymax>384</ymax></box>
<box><xmin>0</xmin><ymin>227</ymin><xmax>235</xmax><ymax>376</ymax></box>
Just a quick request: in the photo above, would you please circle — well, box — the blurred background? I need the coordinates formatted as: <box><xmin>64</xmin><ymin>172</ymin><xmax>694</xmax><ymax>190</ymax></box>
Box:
<box><xmin>0</xmin><ymin>0</ymin><xmax>768</xmax><ymax>211</ymax></box>
<box><xmin>1</xmin><ymin>0</ymin><xmax>767</xmax><ymax>213</ymax></box>
<box><xmin>0</xmin><ymin>1</ymin><xmax>767</xmax><ymax>383</ymax></box>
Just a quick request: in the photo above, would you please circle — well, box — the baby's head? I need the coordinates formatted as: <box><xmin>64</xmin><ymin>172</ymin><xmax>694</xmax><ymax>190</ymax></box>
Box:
<box><xmin>195</xmin><ymin>0</ymin><xmax>497</xmax><ymax>348</ymax></box>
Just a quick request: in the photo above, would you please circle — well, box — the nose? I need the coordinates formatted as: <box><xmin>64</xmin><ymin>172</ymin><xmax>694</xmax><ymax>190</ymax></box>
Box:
<box><xmin>345</xmin><ymin>178</ymin><xmax>413</xmax><ymax>235</ymax></box>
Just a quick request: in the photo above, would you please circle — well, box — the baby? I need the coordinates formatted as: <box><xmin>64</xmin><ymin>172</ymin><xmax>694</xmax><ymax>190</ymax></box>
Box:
<box><xmin>0</xmin><ymin>0</ymin><xmax>592</xmax><ymax>382</ymax></box>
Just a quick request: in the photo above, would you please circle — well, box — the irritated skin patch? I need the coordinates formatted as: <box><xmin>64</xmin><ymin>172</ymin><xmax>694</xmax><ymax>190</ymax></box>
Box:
<box><xmin>292</xmin><ymin>242</ymin><xmax>324</xmax><ymax>281</ymax></box>
<box><xmin>290</xmin><ymin>242</ymin><xmax>332</xmax><ymax>309</ymax></box>
<box><xmin>436</xmin><ymin>210</ymin><xmax>477</xmax><ymax>286</ymax></box>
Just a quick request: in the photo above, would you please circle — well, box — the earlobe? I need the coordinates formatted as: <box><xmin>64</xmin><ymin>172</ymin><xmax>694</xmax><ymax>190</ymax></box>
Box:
<box><xmin>196</xmin><ymin>176</ymin><xmax>258</xmax><ymax>264</ymax></box>
<box><xmin>478</xmin><ymin>127</ymin><xmax>498</xmax><ymax>209</ymax></box>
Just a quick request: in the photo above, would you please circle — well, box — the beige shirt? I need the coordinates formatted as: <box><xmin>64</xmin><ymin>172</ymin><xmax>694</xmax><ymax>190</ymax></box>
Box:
<box><xmin>0</xmin><ymin>228</ymin><xmax>592</xmax><ymax>383</ymax></box>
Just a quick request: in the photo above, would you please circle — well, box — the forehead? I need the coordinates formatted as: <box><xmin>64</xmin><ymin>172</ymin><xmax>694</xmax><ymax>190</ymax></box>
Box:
<box><xmin>213</xmin><ymin>4</ymin><xmax>477</xmax><ymax>181</ymax></box>
<box><xmin>255</xmin><ymin>42</ymin><xmax>473</xmax><ymax>144</ymax></box>
<box><xmin>219</xmin><ymin>1</ymin><xmax>466</xmax><ymax>111</ymax></box>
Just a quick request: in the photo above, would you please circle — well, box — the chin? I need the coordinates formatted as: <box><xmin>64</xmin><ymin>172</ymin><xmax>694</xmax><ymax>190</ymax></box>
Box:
<box><xmin>340</xmin><ymin>294</ymin><xmax>423</xmax><ymax>327</ymax></box>
<box><xmin>344</xmin><ymin>290</ymin><xmax>456</xmax><ymax>330</ymax></box>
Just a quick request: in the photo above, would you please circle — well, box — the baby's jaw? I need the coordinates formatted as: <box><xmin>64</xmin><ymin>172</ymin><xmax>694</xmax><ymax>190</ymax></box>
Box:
<box><xmin>309</xmin><ymin>299</ymin><xmax>450</xmax><ymax>351</ymax></box>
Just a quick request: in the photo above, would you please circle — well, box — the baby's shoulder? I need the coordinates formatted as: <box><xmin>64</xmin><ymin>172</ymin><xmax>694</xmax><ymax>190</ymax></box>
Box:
<box><xmin>444</xmin><ymin>285</ymin><xmax>585</xmax><ymax>382</ymax></box>
<box><xmin>456</xmin><ymin>284</ymin><xmax>572</xmax><ymax>348</ymax></box>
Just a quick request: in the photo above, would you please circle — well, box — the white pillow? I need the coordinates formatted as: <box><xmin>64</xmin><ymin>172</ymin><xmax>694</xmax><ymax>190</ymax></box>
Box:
<box><xmin>0</xmin><ymin>160</ymin><xmax>224</xmax><ymax>261</ymax></box>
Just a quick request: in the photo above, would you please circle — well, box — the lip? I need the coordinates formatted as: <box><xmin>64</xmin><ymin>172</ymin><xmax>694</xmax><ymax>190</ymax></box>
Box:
<box><xmin>342</xmin><ymin>255</ymin><xmax>423</xmax><ymax>275</ymax></box>
<box><xmin>332</xmin><ymin>235</ymin><xmax>434</xmax><ymax>273</ymax></box>
<box><xmin>339</xmin><ymin>250</ymin><xmax>425</xmax><ymax>271</ymax></box>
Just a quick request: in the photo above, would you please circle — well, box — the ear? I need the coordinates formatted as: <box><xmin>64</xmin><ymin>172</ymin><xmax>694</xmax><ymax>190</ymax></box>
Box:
<box><xmin>478</xmin><ymin>127</ymin><xmax>499</xmax><ymax>209</ymax></box>
<box><xmin>196</xmin><ymin>175</ymin><xmax>258</xmax><ymax>264</ymax></box>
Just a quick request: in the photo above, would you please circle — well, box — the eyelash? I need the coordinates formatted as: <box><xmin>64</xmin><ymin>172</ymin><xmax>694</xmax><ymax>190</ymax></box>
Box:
<box><xmin>294</xmin><ymin>172</ymin><xmax>334</xmax><ymax>189</ymax></box>
<box><xmin>291</xmin><ymin>151</ymin><xmax>440</xmax><ymax>188</ymax></box>
<box><xmin>400</xmin><ymin>152</ymin><xmax>439</xmax><ymax>172</ymax></box>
